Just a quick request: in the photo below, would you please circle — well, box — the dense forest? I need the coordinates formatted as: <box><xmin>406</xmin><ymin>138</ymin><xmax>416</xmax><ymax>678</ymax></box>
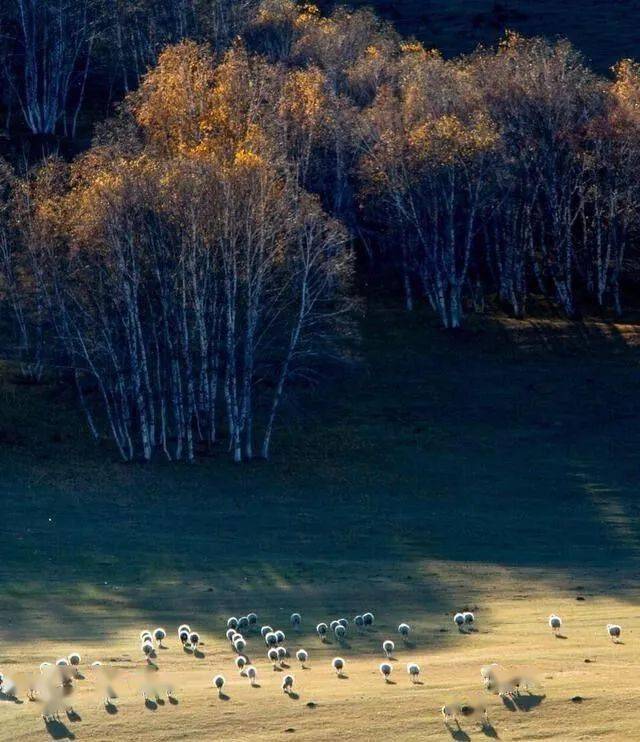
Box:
<box><xmin>1</xmin><ymin>0</ymin><xmax>640</xmax><ymax>462</ymax></box>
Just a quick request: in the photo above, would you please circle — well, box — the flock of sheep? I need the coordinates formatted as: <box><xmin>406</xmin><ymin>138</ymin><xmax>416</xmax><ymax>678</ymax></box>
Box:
<box><xmin>0</xmin><ymin>608</ymin><xmax>625</xmax><ymax>733</ymax></box>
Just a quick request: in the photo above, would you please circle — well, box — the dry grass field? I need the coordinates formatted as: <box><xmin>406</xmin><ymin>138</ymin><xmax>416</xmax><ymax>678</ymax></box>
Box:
<box><xmin>1</xmin><ymin>305</ymin><xmax>640</xmax><ymax>740</ymax></box>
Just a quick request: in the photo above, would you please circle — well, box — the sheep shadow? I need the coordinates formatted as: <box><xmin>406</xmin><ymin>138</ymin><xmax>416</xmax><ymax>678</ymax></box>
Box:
<box><xmin>555</xmin><ymin>634</ymin><xmax>568</xmax><ymax>640</ymax></box>
<box><xmin>250</xmin><ymin>683</ymin><xmax>261</xmax><ymax>689</ymax></box>
<box><xmin>155</xmin><ymin>697</ymin><xmax>165</xmax><ymax>706</ymax></box>
<box><xmin>218</xmin><ymin>692</ymin><xmax>230</xmax><ymax>701</ymax></box>
<box><xmin>337</xmin><ymin>673</ymin><xmax>349</xmax><ymax>680</ymax></box>
<box><xmin>144</xmin><ymin>699</ymin><xmax>158</xmax><ymax>711</ymax></box>
<box><xmin>445</xmin><ymin>724</ymin><xmax>470</xmax><ymax>741</ymax></box>
<box><xmin>105</xmin><ymin>701</ymin><xmax>118</xmax><ymax>715</ymax></box>
<box><xmin>481</xmin><ymin>721</ymin><xmax>499</xmax><ymax>738</ymax></box>
<box><xmin>287</xmin><ymin>691</ymin><xmax>300</xmax><ymax>700</ymax></box>
<box><xmin>513</xmin><ymin>693</ymin><xmax>545</xmax><ymax>712</ymax></box>
<box><xmin>384</xmin><ymin>679</ymin><xmax>397</xmax><ymax>685</ymax></box>
<box><xmin>168</xmin><ymin>696</ymin><xmax>179</xmax><ymax>705</ymax></box>
<box><xmin>0</xmin><ymin>691</ymin><xmax>22</xmax><ymax>704</ymax></box>
<box><xmin>66</xmin><ymin>708</ymin><xmax>82</xmax><ymax>722</ymax></box>
<box><xmin>194</xmin><ymin>649</ymin><xmax>205</xmax><ymax>659</ymax></box>
<box><xmin>44</xmin><ymin>718</ymin><xmax>76</xmax><ymax>740</ymax></box>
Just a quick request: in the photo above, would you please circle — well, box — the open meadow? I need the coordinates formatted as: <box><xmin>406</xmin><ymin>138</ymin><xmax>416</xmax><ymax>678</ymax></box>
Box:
<box><xmin>1</xmin><ymin>306</ymin><xmax>640</xmax><ymax>740</ymax></box>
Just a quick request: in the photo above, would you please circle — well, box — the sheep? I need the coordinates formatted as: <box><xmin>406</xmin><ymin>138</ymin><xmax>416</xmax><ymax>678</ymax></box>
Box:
<box><xmin>56</xmin><ymin>659</ymin><xmax>70</xmax><ymax>667</ymax></box>
<box><xmin>154</xmin><ymin>628</ymin><xmax>167</xmax><ymax>646</ymax></box>
<box><xmin>354</xmin><ymin>615</ymin><xmax>364</xmax><ymax>629</ymax></box>
<box><xmin>607</xmin><ymin>624</ymin><xmax>622</xmax><ymax>642</ymax></box>
<box><xmin>265</xmin><ymin>632</ymin><xmax>278</xmax><ymax>647</ymax></box>
<box><xmin>407</xmin><ymin>663</ymin><xmax>420</xmax><ymax>682</ymax></box>
<box><xmin>231</xmin><ymin>632</ymin><xmax>243</xmax><ymax>644</ymax></box>
<box><xmin>338</xmin><ymin>618</ymin><xmax>349</xmax><ymax>629</ymax></box>
<box><xmin>213</xmin><ymin>675</ymin><xmax>225</xmax><ymax>695</ymax></box>
<box><xmin>275</xmin><ymin>630</ymin><xmax>286</xmax><ymax>644</ymax></box>
<box><xmin>247</xmin><ymin>613</ymin><xmax>258</xmax><ymax>628</ymax></box>
<box><xmin>290</xmin><ymin>613</ymin><xmax>301</xmax><ymax>629</ymax></box>
<box><xmin>142</xmin><ymin>643</ymin><xmax>154</xmax><ymax>657</ymax></box>
<box><xmin>480</xmin><ymin>663</ymin><xmax>498</xmax><ymax>684</ymax></box>
<box><xmin>260</xmin><ymin>625</ymin><xmax>273</xmax><ymax>638</ymax></box>
<box><xmin>398</xmin><ymin>623</ymin><xmax>411</xmax><ymax>638</ymax></box>
<box><xmin>39</xmin><ymin>662</ymin><xmax>52</xmax><ymax>674</ymax></box>
<box><xmin>227</xmin><ymin>617</ymin><xmax>239</xmax><ymax>630</ymax></box>
<box><xmin>296</xmin><ymin>649</ymin><xmax>309</xmax><ymax>667</ymax></box>
<box><xmin>277</xmin><ymin>646</ymin><xmax>288</xmax><ymax>664</ymax></box>
<box><xmin>68</xmin><ymin>653</ymin><xmax>81</xmax><ymax>667</ymax></box>
<box><xmin>454</xmin><ymin>613</ymin><xmax>465</xmax><ymax>631</ymax></box>
<box><xmin>247</xmin><ymin>666</ymin><xmax>257</xmax><ymax>685</ymax></box>
<box><xmin>234</xmin><ymin>637</ymin><xmax>247</xmax><ymax>654</ymax></box>
<box><xmin>334</xmin><ymin>624</ymin><xmax>346</xmax><ymax>640</ymax></box>
<box><xmin>463</xmin><ymin>612</ymin><xmax>475</xmax><ymax>629</ymax></box>
<box><xmin>140</xmin><ymin>630</ymin><xmax>153</xmax><ymax>643</ymax></box>
<box><xmin>226</xmin><ymin>628</ymin><xmax>237</xmax><ymax>642</ymax></box>
<box><xmin>549</xmin><ymin>614</ymin><xmax>562</xmax><ymax>634</ymax></box>
<box><xmin>281</xmin><ymin>674</ymin><xmax>294</xmax><ymax>693</ymax></box>
<box><xmin>382</xmin><ymin>640</ymin><xmax>395</xmax><ymax>658</ymax></box>
<box><xmin>441</xmin><ymin>704</ymin><xmax>458</xmax><ymax>724</ymax></box>
<box><xmin>189</xmin><ymin>631</ymin><xmax>200</xmax><ymax>647</ymax></box>
<box><xmin>329</xmin><ymin>620</ymin><xmax>339</xmax><ymax>633</ymax></box>
<box><xmin>268</xmin><ymin>648</ymin><xmax>279</xmax><ymax>668</ymax></box>
<box><xmin>178</xmin><ymin>624</ymin><xmax>190</xmax><ymax>636</ymax></box>
<box><xmin>379</xmin><ymin>662</ymin><xmax>392</xmax><ymax>681</ymax></box>
<box><xmin>178</xmin><ymin>628</ymin><xmax>190</xmax><ymax>644</ymax></box>
<box><xmin>363</xmin><ymin>612</ymin><xmax>374</xmax><ymax>627</ymax></box>
<box><xmin>332</xmin><ymin>657</ymin><xmax>345</xmax><ymax>676</ymax></box>
<box><xmin>238</xmin><ymin>617</ymin><xmax>250</xmax><ymax>632</ymax></box>
<box><xmin>235</xmin><ymin>656</ymin><xmax>247</xmax><ymax>674</ymax></box>
<box><xmin>316</xmin><ymin>623</ymin><xmax>328</xmax><ymax>640</ymax></box>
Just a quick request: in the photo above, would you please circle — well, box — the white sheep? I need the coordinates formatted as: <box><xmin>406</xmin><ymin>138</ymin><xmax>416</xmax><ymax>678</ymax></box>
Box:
<box><xmin>398</xmin><ymin>623</ymin><xmax>411</xmax><ymax>638</ymax></box>
<box><xmin>281</xmin><ymin>674</ymin><xmax>294</xmax><ymax>693</ymax></box>
<box><xmin>268</xmin><ymin>648</ymin><xmax>279</xmax><ymax>667</ymax></box>
<box><xmin>548</xmin><ymin>615</ymin><xmax>562</xmax><ymax>633</ymax></box>
<box><xmin>290</xmin><ymin>613</ymin><xmax>301</xmax><ymax>628</ymax></box>
<box><xmin>379</xmin><ymin>662</ymin><xmax>392</xmax><ymax>681</ymax></box>
<box><xmin>178</xmin><ymin>628</ymin><xmax>189</xmax><ymax>644</ymax></box>
<box><xmin>154</xmin><ymin>628</ymin><xmax>167</xmax><ymax>646</ymax></box>
<box><xmin>363</xmin><ymin>612</ymin><xmax>374</xmax><ymax>627</ymax></box>
<box><xmin>213</xmin><ymin>675</ymin><xmax>225</xmax><ymax>694</ymax></box>
<box><xmin>189</xmin><ymin>631</ymin><xmax>200</xmax><ymax>647</ymax></box>
<box><xmin>329</xmin><ymin>620</ymin><xmax>339</xmax><ymax>633</ymax></box>
<box><xmin>275</xmin><ymin>630</ymin><xmax>286</xmax><ymax>644</ymax></box>
<box><xmin>454</xmin><ymin>613</ymin><xmax>465</xmax><ymax>630</ymax></box>
<box><xmin>227</xmin><ymin>617</ymin><xmax>238</xmax><ymax>630</ymax></box>
<box><xmin>235</xmin><ymin>656</ymin><xmax>247</xmax><ymax>673</ymax></box>
<box><xmin>332</xmin><ymin>657</ymin><xmax>345</xmax><ymax>675</ymax></box>
<box><xmin>178</xmin><ymin>624</ymin><xmax>190</xmax><ymax>636</ymax></box>
<box><xmin>296</xmin><ymin>649</ymin><xmax>309</xmax><ymax>667</ymax></box>
<box><xmin>316</xmin><ymin>623</ymin><xmax>328</xmax><ymax>640</ymax></box>
<box><xmin>140</xmin><ymin>630</ymin><xmax>152</xmax><ymax>643</ymax></box>
<box><xmin>276</xmin><ymin>646</ymin><xmax>287</xmax><ymax>663</ymax></box>
<box><xmin>238</xmin><ymin>617</ymin><xmax>249</xmax><ymax>632</ymax></box>
<box><xmin>354</xmin><ymin>615</ymin><xmax>364</xmax><ymax>629</ymax></box>
<box><xmin>247</xmin><ymin>613</ymin><xmax>258</xmax><ymax>627</ymax></box>
<box><xmin>260</xmin><ymin>625</ymin><xmax>273</xmax><ymax>638</ymax></box>
<box><xmin>335</xmin><ymin>624</ymin><xmax>346</xmax><ymax>640</ymax></box>
<box><xmin>463</xmin><ymin>612</ymin><xmax>475</xmax><ymax>629</ymax></box>
<box><xmin>247</xmin><ymin>666</ymin><xmax>257</xmax><ymax>685</ymax></box>
<box><xmin>382</xmin><ymin>640</ymin><xmax>395</xmax><ymax>657</ymax></box>
<box><xmin>68</xmin><ymin>653</ymin><xmax>81</xmax><ymax>667</ymax></box>
<box><xmin>407</xmin><ymin>663</ymin><xmax>420</xmax><ymax>682</ymax></box>
<box><xmin>226</xmin><ymin>629</ymin><xmax>237</xmax><ymax>642</ymax></box>
<box><xmin>607</xmin><ymin>624</ymin><xmax>622</xmax><ymax>642</ymax></box>
<box><xmin>142</xmin><ymin>643</ymin><xmax>154</xmax><ymax>657</ymax></box>
<box><xmin>338</xmin><ymin>618</ymin><xmax>348</xmax><ymax>629</ymax></box>
<box><xmin>265</xmin><ymin>632</ymin><xmax>278</xmax><ymax>647</ymax></box>
<box><xmin>234</xmin><ymin>638</ymin><xmax>246</xmax><ymax>653</ymax></box>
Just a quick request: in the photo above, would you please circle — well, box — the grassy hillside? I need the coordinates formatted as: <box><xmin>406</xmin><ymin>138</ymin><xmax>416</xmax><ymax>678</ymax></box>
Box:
<box><xmin>1</xmin><ymin>305</ymin><xmax>640</xmax><ymax>738</ymax></box>
<box><xmin>322</xmin><ymin>0</ymin><xmax>640</xmax><ymax>72</ymax></box>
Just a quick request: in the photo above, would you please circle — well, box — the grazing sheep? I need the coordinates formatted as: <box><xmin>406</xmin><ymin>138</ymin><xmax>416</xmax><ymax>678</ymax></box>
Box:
<box><xmin>382</xmin><ymin>640</ymin><xmax>395</xmax><ymax>658</ymax></box>
<box><xmin>227</xmin><ymin>617</ymin><xmax>239</xmax><ymax>630</ymax></box>
<box><xmin>441</xmin><ymin>704</ymin><xmax>458</xmax><ymax>724</ymax></box>
<box><xmin>335</xmin><ymin>625</ymin><xmax>346</xmax><ymax>640</ymax></box>
<box><xmin>463</xmin><ymin>612</ymin><xmax>475</xmax><ymax>629</ymax></box>
<box><xmin>268</xmin><ymin>648</ymin><xmax>279</xmax><ymax>667</ymax></box>
<box><xmin>338</xmin><ymin>618</ymin><xmax>349</xmax><ymax>629</ymax></box>
<box><xmin>234</xmin><ymin>638</ymin><xmax>247</xmax><ymax>653</ymax></box>
<box><xmin>260</xmin><ymin>626</ymin><xmax>273</xmax><ymax>638</ymax></box>
<box><xmin>480</xmin><ymin>663</ymin><xmax>498</xmax><ymax>682</ymax></box>
<box><xmin>265</xmin><ymin>632</ymin><xmax>278</xmax><ymax>647</ymax></box>
<box><xmin>178</xmin><ymin>624</ymin><xmax>190</xmax><ymax>636</ymax></box>
<box><xmin>68</xmin><ymin>653</ymin><xmax>81</xmax><ymax>667</ymax></box>
<box><xmin>247</xmin><ymin>613</ymin><xmax>258</xmax><ymax>627</ymax></box>
<box><xmin>332</xmin><ymin>657</ymin><xmax>345</xmax><ymax>675</ymax></box>
<box><xmin>398</xmin><ymin>623</ymin><xmax>411</xmax><ymax>638</ymax></box>
<box><xmin>140</xmin><ymin>631</ymin><xmax>153</xmax><ymax>643</ymax></box>
<box><xmin>354</xmin><ymin>615</ymin><xmax>364</xmax><ymax>629</ymax></box>
<box><xmin>154</xmin><ymin>628</ymin><xmax>167</xmax><ymax>646</ymax></box>
<box><xmin>275</xmin><ymin>630</ymin><xmax>286</xmax><ymax>644</ymax></box>
<box><xmin>296</xmin><ymin>649</ymin><xmax>309</xmax><ymax>667</ymax></box>
<box><xmin>179</xmin><ymin>629</ymin><xmax>190</xmax><ymax>644</ymax></box>
<box><xmin>290</xmin><ymin>613</ymin><xmax>301</xmax><ymax>628</ymax></box>
<box><xmin>142</xmin><ymin>643</ymin><xmax>154</xmax><ymax>657</ymax></box>
<box><xmin>379</xmin><ymin>662</ymin><xmax>392</xmax><ymax>681</ymax></box>
<box><xmin>549</xmin><ymin>615</ymin><xmax>562</xmax><ymax>633</ymax></box>
<box><xmin>407</xmin><ymin>663</ymin><xmax>420</xmax><ymax>682</ymax></box>
<box><xmin>213</xmin><ymin>675</ymin><xmax>225</xmax><ymax>695</ymax></box>
<box><xmin>277</xmin><ymin>646</ymin><xmax>287</xmax><ymax>663</ymax></box>
<box><xmin>316</xmin><ymin>623</ymin><xmax>328</xmax><ymax>640</ymax></box>
<box><xmin>363</xmin><ymin>612</ymin><xmax>374</xmax><ymax>627</ymax></box>
<box><xmin>235</xmin><ymin>656</ymin><xmax>247</xmax><ymax>673</ymax></box>
<box><xmin>607</xmin><ymin>624</ymin><xmax>622</xmax><ymax>642</ymax></box>
<box><xmin>329</xmin><ymin>620</ymin><xmax>339</xmax><ymax>633</ymax></box>
<box><xmin>281</xmin><ymin>674</ymin><xmax>294</xmax><ymax>693</ymax></box>
<box><xmin>226</xmin><ymin>629</ymin><xmax>237</xmax><ymax>642</ymax></box>
<box><xmin>189</xmin><ymin>631</ymin><xmax>200</xmax><ymax>647</ymax></box>
<box><xmin>238</xmin><ymin>617</ymin><xmax>250</xmax><ymax>632</ymax></box>
<box><xmin>247</xmin><ymin>666</ymin><xmax>257</xmax><ymax>685</ymax></box>
<box><xmin>454</xmin><ymin>613</ymin><xmax>465</xmax><ymax>631</ymax></box>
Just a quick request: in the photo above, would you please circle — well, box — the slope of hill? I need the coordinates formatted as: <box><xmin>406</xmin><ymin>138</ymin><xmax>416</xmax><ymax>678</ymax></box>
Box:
<box><xmin>322</xmin><ymin>0</ymin><xmax>640</xmax><ymax>72</ymax></box>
